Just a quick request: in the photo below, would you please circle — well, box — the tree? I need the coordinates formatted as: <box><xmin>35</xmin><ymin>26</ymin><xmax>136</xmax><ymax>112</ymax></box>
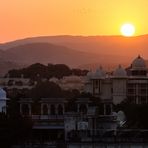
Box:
<box><xmin>29</xmin><ymin>81</ymin><xmax>62</xmax><ymax>99</ymax></box>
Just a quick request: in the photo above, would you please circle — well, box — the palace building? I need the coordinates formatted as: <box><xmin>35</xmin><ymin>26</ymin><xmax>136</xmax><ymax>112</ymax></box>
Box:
<box><xmin>1</xmin><ymin>55</ymin><xmax>148</xmax><ymax>144</ymax></box>
<box><xmin>85</xmin><ymin>55</ymin><xmax>148</xmax><ymax>105</ymax></box>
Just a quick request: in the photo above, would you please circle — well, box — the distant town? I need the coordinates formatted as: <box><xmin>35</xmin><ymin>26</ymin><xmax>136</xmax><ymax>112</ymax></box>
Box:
<box><xmin>1</xmin><ymin>55</ymin><xmax>148</xmax><ymax>147</ymax></box>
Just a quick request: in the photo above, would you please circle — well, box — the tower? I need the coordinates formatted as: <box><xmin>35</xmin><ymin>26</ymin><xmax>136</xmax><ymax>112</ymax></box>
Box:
<box><xmin>0</xmin><ymin>88</ymin><xmax>8</xmax><ymax>113</ymax></box>
<box><xmin>112</xmin><ymin>65</ymin><xmax>127</xmax><ymax>105</ymax></box>
<box><xmin>130</xmin><ymin>55</ymin><xmax>147</xmax><ymax>77</ymax></box>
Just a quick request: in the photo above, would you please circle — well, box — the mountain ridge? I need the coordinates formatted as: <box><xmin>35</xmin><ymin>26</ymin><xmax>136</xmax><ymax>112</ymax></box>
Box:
<box><xmin>0</xmin><ymin>35</ymin><xmax>148</xmax><ymax>75</ymax></box>
<box><xmin>1</xmin><ymin>34</ymin><xmax>148</xmax><ymax>52</ymax></box>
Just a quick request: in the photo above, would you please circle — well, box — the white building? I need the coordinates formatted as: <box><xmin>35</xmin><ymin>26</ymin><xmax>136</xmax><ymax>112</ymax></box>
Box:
<box><xmin>0</xmin><ymin>74</ymin><xmax>35</xmax><ymax>90</ymax></box>
<box><xmin>85</xmin><ymin>55</ymin><xmax>148</xmax><ymax>105</ymax></box>
<box><xmin>0</xmin><ymin>88</ymin><xmax>8</xmax><ymax>113</ymax></box>
<box><xmin>49</xmin><ymin>75</ymin><xmax>85</xmax><ymax>92</ymax></box>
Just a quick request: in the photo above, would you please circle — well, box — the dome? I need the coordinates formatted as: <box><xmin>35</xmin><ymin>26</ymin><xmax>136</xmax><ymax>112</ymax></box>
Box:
<box><xmin>63</xmin><ymin>75</ymin><xmax>82</xmax><ymax>83</ymax></box>
<box><xmin>86</xmin><ymin>71</ymin><xmax>93</xmax><ymax>79</ymax></box>
<box><xmin>113</xmin><ymin>65</ymin><xmax>127</xmax><ymax>77</ymax></box>
<box><xmin>93</xmin><ymin>66</ymin><xmax>106</xmax><ymax>79</ymax></box>
<box><xmin>132</xmin><ymin>55</ymin><xmax>146</xmax><ymax>69</ymax></box>
<box><xmin>49</xmin><ymin>77</ymin><xmax>59</xmax><ymax>83</ymax></box>
<box><xmin>0</xmin><ymin>88</ymin><xmax>7</xmax><ymax>100</ymax></box>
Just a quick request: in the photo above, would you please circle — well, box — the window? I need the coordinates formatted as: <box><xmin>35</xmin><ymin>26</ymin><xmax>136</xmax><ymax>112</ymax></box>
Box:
<box><xmin>42</xmin><ymin>104</ymin><xmax>48</xmax><ymax>115</ymax></box>
<box><xmin>57</xmin><ymin>104</ymin><xmax>63</xmax><ymax>115</ymax></box>
<box><xmin>22</xmin><ymin>104</ymin><xmax>30</xmax><ymax>115</ymax></box>
<box><xmin>79</xmin><ymin>104</ymin><xmax>87</xmax><ymax>114</ymax></box>
<box><xmin>50</xmin><ymin>105</ymin><xmax>56</xmax><ymax>115</ymax></box>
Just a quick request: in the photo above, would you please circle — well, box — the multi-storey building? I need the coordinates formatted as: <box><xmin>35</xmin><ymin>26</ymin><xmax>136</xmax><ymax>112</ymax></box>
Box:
<box><xmin>1</xmin><ymin>55</ymin><xmax>148</xmax><ymax>145</ymax></box>
<box><xmin>85</xmin><ymin>55</ymin><xmax>148</xmax><ymax>105</ymax></box>
<box><xmin>0</xmin><ymin>74</ymin><xmax>35</xmax><ymax>90</ymax></box>
<box><xmin>49</xmin><ymin>75</ymin><xmax>85</xmax><ymax>92</ymax></box>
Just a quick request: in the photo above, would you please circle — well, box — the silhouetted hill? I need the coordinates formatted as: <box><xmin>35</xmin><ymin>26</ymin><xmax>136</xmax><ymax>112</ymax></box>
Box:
<box><xmin>0</xmin><ymin>35</ymin><xmax>148</xmax><ymax>75</ymax></box>
<box><xmin>4</xmin><ymin>42</ymin><xmax>104</xmax><ymax>67</ymax></box>
<box><xmin>0</xmin><ymin>42</ymin><xmax>123</xmax><ymax>75</ymax></box>
<box><xmin>1</xmin><ymin>35</ymin><xmax>148</xmax><ymax>57</ymax></box>
<box><xmin>0</xmin><ymin>60</ymin><xmax>22</xmax><ymax>76</ymax></box>
<box><xmin>0</xmin><ymin>49</ymin><xmax>24</xmax><ymax>76</ymax></box>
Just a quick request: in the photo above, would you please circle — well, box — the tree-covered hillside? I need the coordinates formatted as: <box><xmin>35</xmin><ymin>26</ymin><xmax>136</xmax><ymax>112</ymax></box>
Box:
<box><xmin>6</xmin><ymin>63</ymin><xmax>88</xmax><ymax>79</ymax></box>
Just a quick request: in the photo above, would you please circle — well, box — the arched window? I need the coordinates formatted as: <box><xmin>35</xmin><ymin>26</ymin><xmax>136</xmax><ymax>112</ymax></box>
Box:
<box><xmin>50</xmin><ymin>105</ymin><xmax>55</xmax><ymax>115</ymax></box>
<box><xmin>22</xmin><ymin>104</ymin><xmax>30</xmax><ymax>115</ymax></box>
<box><xmin>57</xmin><ymin>104</ymin><xmax>63</xmax><ymax>115</ymax></box>
<box><xmin>8</xmin><ymin>80</ymin><xmax>14</xmax><ymax>86</ymax></box>
<box><xmin>15</xmin><ymin>81</ymin><xmax>23</xmax><ymax>86</ymax></box>
<box><xmin>106</xmin><ymin>104</ymin><xmax>111</xmax><ymax>115</ymax></box>
<box><xmin>79</xmin><ymin>104</ymin><xmax>87</xmax><ymax>114</ymax></box>
<box><xmin>42</xmin><ymin>104</ymin><xmax>48</xmax><ymax>115</ymax></box>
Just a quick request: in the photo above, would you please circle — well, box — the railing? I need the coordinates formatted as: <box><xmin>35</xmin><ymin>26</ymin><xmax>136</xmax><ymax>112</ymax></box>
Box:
<box><xmin>67</xmin><ymin>129</ymin><xmax>148</xmax><ymax>143</ymax></box>
<box><xmin>31</xmin><ymin>115</ymin><xmax>64</xmax><ymax>120</ymax></box>
<box><xmin>3</xmin><ymin>85</ymin><xmax>34</xmax><ymax>89</ymax></box>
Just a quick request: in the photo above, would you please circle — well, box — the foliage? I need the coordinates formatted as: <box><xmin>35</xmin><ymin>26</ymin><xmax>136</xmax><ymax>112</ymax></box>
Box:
<box><xmin>0</xmin><ymin>113</ymin><xmax>32</xmax><ymax>147</ymax></box>
<box><xmin>6</xmin><ymin>63</ymin><xmax>88</xmax><ymax>79</ymax></box>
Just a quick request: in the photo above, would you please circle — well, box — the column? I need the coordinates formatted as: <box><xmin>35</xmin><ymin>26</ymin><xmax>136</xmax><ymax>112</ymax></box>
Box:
<box><xmin>29</xmin><ymin>104</ymin><xmax>31</xmax><ymax>116</ymax></box>
<box><xmin>55</xmin><ymin>104</ymin><xmax>58</xmax><ymax>115</ymax></box>
<box><xmin>86</xmin><ymin>104</ymin><xmax>88</xmax><ymax>114</ymax></box>
<box><xmin>41</xmin><ymin>104</ymin><xmax>43</xmax><ymax>115</ymax></box>
<box><xmin>20</xmin><ymin>104</ymin><xmax>22</xmax><ymax>114</ymax></box>
<box><xmin>77</xmin><ymin>104</ymin><xmax>80</xmax><ymax>113</ymax></box>
<box><xmin>48</xmin><ymin>104</ymin><xmax>50</xmax><ymax>115</ymax></box>
<box><xmin>110</xmin><ymin>104</ymin><xmax>113</xmax><ymax>113</ymax></box>
<box><xmin>62</xmin><ymin>104</ymin><xmax>65</xmax><ymax>114</ymax></box>
<box><xmin>136</xmin><ymin>96</ymin><xmax>139</xmax><ymax>104</ymax></box>
<box><xmin>104</xmin><ymin>104</ymin><xmax>106</xmax><ymax>115</ymax></box>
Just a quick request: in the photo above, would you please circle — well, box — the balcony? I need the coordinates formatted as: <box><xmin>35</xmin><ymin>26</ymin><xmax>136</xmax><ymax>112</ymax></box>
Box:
<box><xmin>31</xmin><ymin>115</ymin><xmax>64</xmax><ymax>120</ymax></box>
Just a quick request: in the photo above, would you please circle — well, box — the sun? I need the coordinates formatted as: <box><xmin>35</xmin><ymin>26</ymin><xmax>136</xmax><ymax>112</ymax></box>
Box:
<box><xmin>120</xmin><ymin>23</ymin><xmax>135</xmax><ymax>37</ymax></box>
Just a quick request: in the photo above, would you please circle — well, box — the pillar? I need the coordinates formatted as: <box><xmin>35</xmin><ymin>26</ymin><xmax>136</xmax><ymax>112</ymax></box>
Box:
<box><xmin>20</xmin><ymin>104</ymin><xmax>22</xmax><ymax>114</ymax></box>
<box><xmin>62</xmin><ymin>104</ymin><xmax>65</xmax><ymax>114</ymax></box>
<box><xmin>48</xmin><ymin>104</ymin><xmax>50</xmax><ymax>115</ymax></box>
<box><xmin>55</xmin><ymin>104</ymin><xmax>58</xmax><ymax>115</ymax></box>
<box><xmin>29</xmin><ymin>104</ymin><xmax>31</xmax><ymax>116</ymax></box>
<box><xmin>104</xmin><ymin>104</ymin><xmax>106</xmax><ymax>115</ymax></box>
<box><xmin>86</xmin><ymin>104</ymin><xmax>88</xmax><ymax>114</ymax></box>
<box><xmin>41</xmin><ymin>104</ymin><xmax>43</xmax><ymax>115</ymax></box>
<box><xmin>110</xmin><ymin>104</ymin><xmax>113</xmax><ymax>113</ymax></box>
<box><xmin>41</xmin><ymin>103</ymin><xmax>50</xmax><ymax>115</ymax></box>
<box><xmin>77</xmin><ymin>104</ymin><xmax>80</xmax><ymax>113</ymax></box>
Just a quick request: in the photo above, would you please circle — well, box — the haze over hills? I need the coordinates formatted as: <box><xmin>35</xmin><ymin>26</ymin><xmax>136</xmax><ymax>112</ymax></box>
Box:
<box><xmin>0</xmin><ymin>35</ymin><xmax>148</xmax><ymax>56</ymax></box>
<box><xmin>0</xmin><ymin>35</ymin><xmax>148</xmax><ymax>75</ymax></box>
<box><xmin>5</xmin><ymin>43</ymin><xmax>102</xmax><ymax>66</ymax></box>
<box><xmin>0</xmin><ymin>42</ymin><xmax>107</xmax><ymax>75</ymax></box>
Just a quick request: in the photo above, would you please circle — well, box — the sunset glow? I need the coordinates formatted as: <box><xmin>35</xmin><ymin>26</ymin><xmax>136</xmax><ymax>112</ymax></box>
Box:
<box><xmin>0</xmin><ymin>0</ymin><xmax>148</xmax><ymax>42</ymax></box>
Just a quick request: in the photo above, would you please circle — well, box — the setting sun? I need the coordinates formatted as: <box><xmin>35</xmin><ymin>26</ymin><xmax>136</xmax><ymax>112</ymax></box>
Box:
<box><xmin>120</xmin><ymin>23</ymin><xmax>135</xmax><ymax>37</ymax></box>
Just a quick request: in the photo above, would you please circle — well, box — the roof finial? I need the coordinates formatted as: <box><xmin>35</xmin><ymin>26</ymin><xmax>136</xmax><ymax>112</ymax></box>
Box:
<box><xmin>138</xmin><ymin>54</ymin><xmax>141</xmax><ymax>58</ymax></box>
<box><xmin>119</xmin><ymin>64</ymin><xmax>121</xmax><ymax>68</ymax></box>
<box><xmin>100</xmin><ymin>65</ymin><xmax>103</xmax><ymax>69</ymax></box>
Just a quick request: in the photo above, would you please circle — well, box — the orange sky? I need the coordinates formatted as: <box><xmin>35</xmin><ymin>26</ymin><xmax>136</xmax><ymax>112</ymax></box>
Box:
<box><xmin>0</xmin><ymin>0</ymin><xmax>148</xmax><ymax>42</ymax></box>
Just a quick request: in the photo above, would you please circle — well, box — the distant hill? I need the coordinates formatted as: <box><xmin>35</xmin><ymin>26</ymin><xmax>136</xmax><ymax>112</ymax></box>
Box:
<box><xmin>0</xmin><ymin>60</ymin><xmax>22</xmax><ymax>76</ymax></box>
<box><xmin>0</xmin><ymin>42</ymin><xmax>110</xmax><ymax>75</ymax></box>
<box><xmin>1</xmin><ymin>35</ymin><xmax>148</xmax><ymax>57</ymax></box>
<box><xmin>0</xmin><ymin>35</ymin><xmax>148</xmax><ymax>75</ymax></box>
<box><xmin>4</xmin><ymin>42</ymin><xmax>104</xmax><ymax>67</ymax></box>
<box><xmin>0</xmin><ymin>49</ymin><xmax>24</xmax><ymax>76</ymax></box>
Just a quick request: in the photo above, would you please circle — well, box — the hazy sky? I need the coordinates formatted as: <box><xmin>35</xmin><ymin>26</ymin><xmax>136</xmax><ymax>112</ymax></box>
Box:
<box><xmin>0</xmin><ymin>0</ymin><xmax>148</xmax><ymax>42</ymax></box>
